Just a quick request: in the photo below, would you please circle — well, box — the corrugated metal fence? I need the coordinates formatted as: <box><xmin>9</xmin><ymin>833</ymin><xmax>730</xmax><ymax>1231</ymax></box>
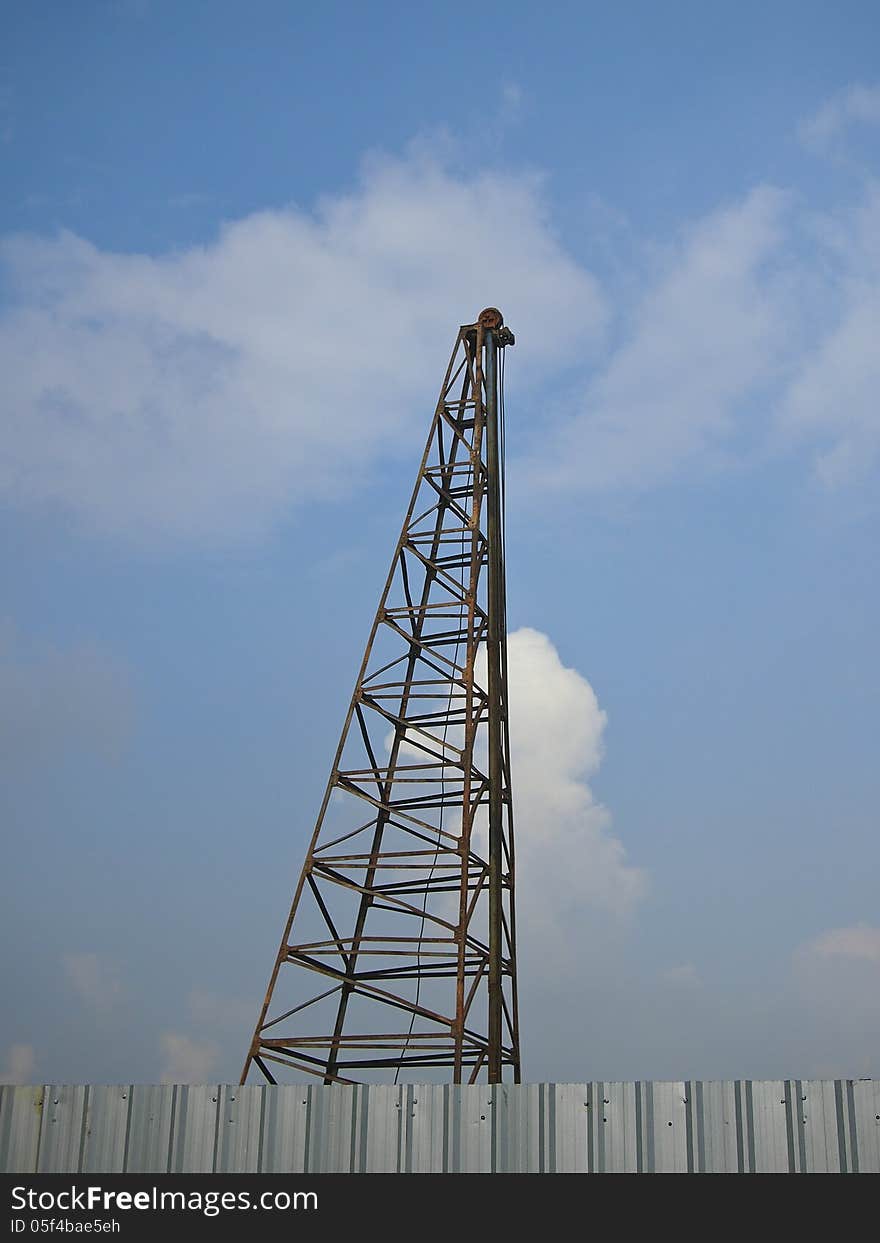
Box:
<box><xmin>2</xmin><ymin>1081</ymin><xmax>878</xmax><ymax>1173</ymax></box>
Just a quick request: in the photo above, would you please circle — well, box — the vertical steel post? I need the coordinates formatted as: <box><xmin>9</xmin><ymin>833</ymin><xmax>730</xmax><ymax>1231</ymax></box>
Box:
<box><xmin>484</xmin><ymin>325</ymin><xmax>504</xmax><ymax>1083</ymax></box>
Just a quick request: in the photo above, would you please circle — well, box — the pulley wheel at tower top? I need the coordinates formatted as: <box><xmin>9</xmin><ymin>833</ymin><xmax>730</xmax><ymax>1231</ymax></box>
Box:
<box><xmin>478</xmin><ymin>307</ymin><xmax>504</xmax><ymax>330</ymax></box>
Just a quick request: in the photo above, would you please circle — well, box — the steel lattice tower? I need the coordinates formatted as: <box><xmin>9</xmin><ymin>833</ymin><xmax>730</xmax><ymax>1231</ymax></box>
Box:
<box><xmin>242</xmin><ymin>308</ymin><xmax>520</xmax><ymax>1085</ymax></box>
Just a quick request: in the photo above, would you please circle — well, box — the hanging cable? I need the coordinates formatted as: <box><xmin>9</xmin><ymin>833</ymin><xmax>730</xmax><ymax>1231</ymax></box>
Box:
<box><xmin>502</xmin><ymin>345</ymin><xmax>509</xmax><ymax>641</ymax></box>
<box><xmin>394</xmin><ymin>443</ymin><xmax>472</xmax><ymax>1084</ymax></box>
<box><xmin>396</xmin><ymin>331</ymin><xmax>506</xmax><ymax>1082</ymax></box>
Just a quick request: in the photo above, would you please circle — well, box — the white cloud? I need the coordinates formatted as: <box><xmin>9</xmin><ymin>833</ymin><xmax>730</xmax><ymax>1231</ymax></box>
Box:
<box><xmin>62</xmin><ymin>952</ymin><xmax>123</xmax><ymax>1012</ymax></box>
<box><xmin>2</xmin><ymin>132</ymin><xmax>877</xmax><ymax>543</ymax></box>
<box><xmin>0</xmin><ymin>1043</ymin><xmax>36</xmax><ymax>1085</ymax></box>
<box><xmin>497</xmin><ymin>81</ymin><xmax>525</xmax><ymax>132</ymax></box>
<box><xmin>791</xmin><ymin>924</ymin><xmax>880</xmax><ymax>1075</ymax></box>
<box><xmin>799</xmin><ymin>83</ymin><xmax>880</xmax><ymax>153</ymax></box>
<box><xmin>659</xmin><ymin>963</ymin><xmax>701</xmax><ymax>988</ymax></box>
<box><xmin>779</xmin><ymin>184</ymin><xmax>880</xmax><ymax>485</ymax></box>
<box><xmin>802</xmin><ymin>923</ymin><xmax>880</xmax><ymax>964</ymax></box>
<box><xmin>159</xmin><ymin>1033</ymin><xmax>219</xmax><ymax>1084</ymax></box>
<box><xmin>0</xmin><ymin>151</ymin><xmax>604</xmax><ymax>541</ymax></box>
<box><xmin>523</xmin><ymin>186</ymin><xmax>795</xmax><ymax>493</ymax></box>
<box><xmin>384</xmin><ymin>625</ymin><xmax>645</xmax><ymax>948</ymax></box>
<box><xmin>784</xmin><ymin>295</ymin><xmax>880</xmax><ymax>485</ymax></box>
<box><xmin>507</xmin><ymin>628</ymin><xmax>647</xmax><ymax>939</ymax></box>
<box><xmin>524</xmin><ymin>173</ymin><xmax>880</xmax><ymax>495</ymax></box>
<box><xmin>0</xmin><ymin>623</ymin><xmax>133</xmax><ymax>773</ymax></box>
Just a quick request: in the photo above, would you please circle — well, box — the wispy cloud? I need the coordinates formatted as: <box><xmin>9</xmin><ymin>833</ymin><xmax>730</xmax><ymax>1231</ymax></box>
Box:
<box><xmin>778</xmin><ymin>184</ymin><xmax>880</xmax><ymax>486</ymax></box>
<box><xmin>0</xmin><ymin>1043</ymin><xmax>36</xmax><ymax>1085</ymax></box>
<box><xmin>522</xmin><ymin>186</ymin><xmax>795</xmax><ymax>494</ymax></box>
<box><xmin>159</xmin><ymin>1033</ymin><xmax>219</xmax><ymax>1084</ymax></box>
<box><xmin>802</xmin><ymin>923</ymin><xmax>880</xmax><ymax>964</ymax></box>
<box><xmin>791</xmin><ymin>924</ymin><xmax>880</xmax><ymax>1075</ymax></box>
<box><xmin>0</xmin><ymin>150</ymin><xmax>604</xmax><ymax>542</ymax></box>
<box><xmin>1</xmin><ymin>119</ymin><xmax>877</xmax><ymax>544</ymax></box>
<box><xmin>799</xmin><ymin>82</ymin><xmax>880</xmax><ymax>153</ymax></box>
<box><xmin>151</xmin><ymin>991</ymin><xmax>257</xmax><ymax>1084</ymax></box>
<box><xmin>63</xmin><ymin>952</ymin><xmax>124</xmax><ymax>1013</ymax></box>
<box><xmin>659</xmin><ymin>964</ymin><xmax>701</xmax><ymax>988</ymax></box>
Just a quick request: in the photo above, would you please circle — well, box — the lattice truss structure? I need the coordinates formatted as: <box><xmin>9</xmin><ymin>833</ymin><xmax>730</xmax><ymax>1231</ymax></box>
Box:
<box><xmin>243</xmin><ymin>313</ymin><xmax>520</xmax><ymax>1085</ymax></box>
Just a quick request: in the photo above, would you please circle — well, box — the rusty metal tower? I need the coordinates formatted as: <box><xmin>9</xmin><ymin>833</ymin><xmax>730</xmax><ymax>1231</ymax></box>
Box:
<box><xmin>242</xmin><ymin>308</ymin><xmax>520</xmax><ymax>1085</ymax></box>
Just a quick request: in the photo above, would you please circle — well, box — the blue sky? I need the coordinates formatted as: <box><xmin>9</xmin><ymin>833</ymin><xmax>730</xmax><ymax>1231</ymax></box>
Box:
<box><xmin>1</xmin><ymin>0</ymin><xmax>879</xmax><ymax>1086</ymax></box>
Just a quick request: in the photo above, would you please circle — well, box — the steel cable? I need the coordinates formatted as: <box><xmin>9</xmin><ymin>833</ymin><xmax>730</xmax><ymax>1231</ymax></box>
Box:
<box><xmin>394</xmin><ymin>432</ymin><xmax>473</xmax><ymax>1083</ymax></box>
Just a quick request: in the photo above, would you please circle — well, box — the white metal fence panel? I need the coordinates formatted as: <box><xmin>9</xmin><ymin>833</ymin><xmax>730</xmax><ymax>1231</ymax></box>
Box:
<box><xmin>125</xmin><ymin>1084</ymin><xmax>174</xmax><ymax>1173</ymax></box>
<box><xmin>2</xmin><ymin>1080</ymin><xmax>876</xmax><ymax>1173</ymax></box>
<box><xmin>37</xmin><ymin>1085</ymin><xmax>88</xmax><ymax>1174</ymax></box>
<box><xmin>0</xmin><ymin>1086</ymin><xmax>43</xmax><ymax>1174</ymax></box>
